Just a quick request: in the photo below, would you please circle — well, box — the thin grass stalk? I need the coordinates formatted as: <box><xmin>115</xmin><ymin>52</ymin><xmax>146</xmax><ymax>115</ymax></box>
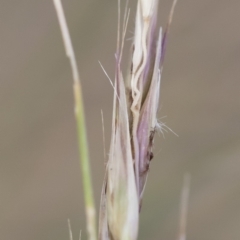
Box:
<box><xmin>178</xmin><ymin>173</ymin><xmax>191</xmax><ymax>240</ymax></box>
<box><xmin>53</xmin><ymin>1</ymin><xmax>97</xmax><ymax>239</ymax></box>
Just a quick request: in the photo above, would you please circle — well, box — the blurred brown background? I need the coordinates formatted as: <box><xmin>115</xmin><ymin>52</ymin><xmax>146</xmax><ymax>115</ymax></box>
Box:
<box><xmin>1</xmin><ymin>0</ymin><xmax>240</xmax><ymax>239</ymax></box>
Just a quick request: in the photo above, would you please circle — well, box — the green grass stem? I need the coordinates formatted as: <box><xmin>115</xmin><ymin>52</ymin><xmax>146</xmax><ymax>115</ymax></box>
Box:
<box><xmin>53</xmin><ymin>0</ymin><xmax>97</xmax><ymax>239</ymax></box>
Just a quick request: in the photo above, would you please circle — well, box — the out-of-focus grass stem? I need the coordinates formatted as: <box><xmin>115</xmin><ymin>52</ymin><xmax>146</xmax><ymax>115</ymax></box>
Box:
<box><xmin>178</xmin><ymin>173</ymin><xmax>191</xmax><ymax>240</ymax></box>
<box><xmin>53</xmin><ymin>1</ymin><xmax>97</xmax><ymax>240</ymax></box>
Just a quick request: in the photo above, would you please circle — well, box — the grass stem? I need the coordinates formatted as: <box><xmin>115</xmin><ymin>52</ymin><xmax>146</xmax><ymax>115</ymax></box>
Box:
<box><xmin>53</xmin><ymin>1</ymin><xmax>97</xmax><ymax>239</ymax></box>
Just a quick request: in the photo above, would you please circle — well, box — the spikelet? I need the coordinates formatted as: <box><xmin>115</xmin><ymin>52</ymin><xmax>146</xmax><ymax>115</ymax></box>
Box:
<box><xmin>128</xmin><ymin>0</ymin><xmax>161</xmax><ymax>204</ymax></box>
<box><xmin>99</xmin><ymin>0</ymin><xmax>177</xmax><ymax>239</ymax></box>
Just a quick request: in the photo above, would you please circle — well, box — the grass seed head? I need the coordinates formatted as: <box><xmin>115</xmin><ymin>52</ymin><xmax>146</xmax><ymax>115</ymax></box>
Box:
<box><xmin>99</xmin><ymin>0</ymin><xmax>177</xmax><ymax>239</ymax></box>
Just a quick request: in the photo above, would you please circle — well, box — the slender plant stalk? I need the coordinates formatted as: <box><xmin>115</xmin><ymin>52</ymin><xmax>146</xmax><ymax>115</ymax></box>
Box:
<box><xmin>178</xmin><ymin>173</ymin><xmax>191</xmax><ymax>240</ymax></box>
<box><xmin>53</xmin><ymin>1</ymin><xmax>97</xmax><ymax>240</ymax></box>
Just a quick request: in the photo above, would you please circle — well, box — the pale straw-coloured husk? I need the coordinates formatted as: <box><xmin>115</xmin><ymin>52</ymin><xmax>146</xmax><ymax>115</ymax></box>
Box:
<box><xmin>99</xmin><ymin>0</ymin><xmax>177</xmax><ymax>239</ymax></box>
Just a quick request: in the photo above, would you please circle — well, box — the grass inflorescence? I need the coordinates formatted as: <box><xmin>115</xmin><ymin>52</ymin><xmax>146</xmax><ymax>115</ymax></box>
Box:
<box><xmin>53</xmin><ymin>0</ymin><xmax>178</xmax><ymax>239</ymax></box>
